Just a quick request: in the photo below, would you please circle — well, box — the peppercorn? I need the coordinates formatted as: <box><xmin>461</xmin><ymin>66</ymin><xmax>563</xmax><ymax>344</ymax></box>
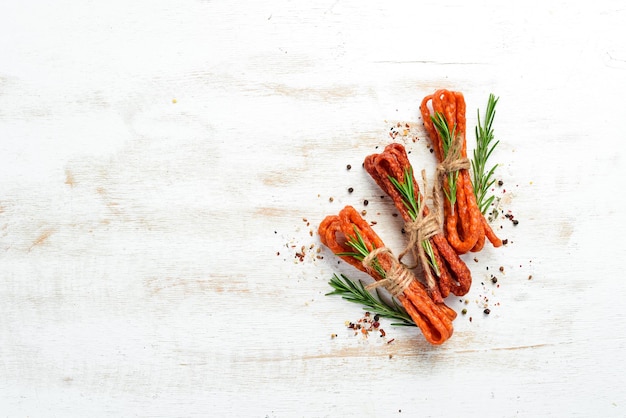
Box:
<box><xmin>498</xmin><ymin>180</ymin><xmax>503</xmax><ymax>186</ymax></box>
<box><xmin>363</xmin><ymin>199</ymin><xmax>369</xmax><ymax>206</ymax></box>
<box><xmin>512</xmin><ymin>219</ymin><xmax>519</xmax><ymax>226</ymax></box>
<box><xmin>348</xmin><ymin>187</ymin><xmax>354</xmax><ymax>193</ymax></box>
<box><xmin>346</xmin><ymin>164</ymin><xmax>352</xmax><ymax>170</ymax></box>
<box><xmin>484</xmin><ymin>308</ymin><xmax>491</xmax><ymax>315</ymax></box>
<box><xmin>373</xmin><ymin>314</ymin><xmax>380</xmax><ymax>322</ymax></box>
<box><xmin>461</xmin><ymin>308</ymin><xmax>467</xmax><ymax>315</ymax></box>
<box><xmin>491</xmin><ymin>277</ymin><xmax>498</xmax><ymax>284</ymax></box>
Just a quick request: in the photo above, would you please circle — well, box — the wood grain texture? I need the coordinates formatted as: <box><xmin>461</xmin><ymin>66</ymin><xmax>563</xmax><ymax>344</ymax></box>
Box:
<box><xmin>1</xmin><ymin>0</ymin><xmax>626</xmax><ymax>416</ymax></box>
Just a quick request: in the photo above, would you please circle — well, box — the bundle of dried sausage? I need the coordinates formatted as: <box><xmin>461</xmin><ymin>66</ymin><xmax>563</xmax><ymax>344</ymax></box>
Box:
<box><xmin>364</xmin><ymin>143</ymin><xmax>472</xmax><ymax>300</ymax></box>
<box><xmin>420</xmin><ymin>89</ymin><xmax>502</xmax><ymax>254</ymax></box>
<box><xmin>318</xmin><ymin>205</ymin><xmax>456</xmax><ymax>345</ymax></box>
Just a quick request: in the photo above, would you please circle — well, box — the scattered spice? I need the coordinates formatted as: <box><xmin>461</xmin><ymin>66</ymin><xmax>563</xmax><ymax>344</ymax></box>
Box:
<box><xmin>484</xmin><ymin>308</ymin><xmax>491</xmax><ymax>315</ymax></box>
<box><xmin>342</xmin><ymin>310</ymin><xmax>393</xmax><ymax>342</ymax></box>
<box><xmin>461</xmin><ymin>308</ymin><xmax>467</xmax><ymax>315</ymax></box>
<box><xmin>329</xmin><ymin>197</ymin><xmax>334</xmax><ymax>202</ymax></box>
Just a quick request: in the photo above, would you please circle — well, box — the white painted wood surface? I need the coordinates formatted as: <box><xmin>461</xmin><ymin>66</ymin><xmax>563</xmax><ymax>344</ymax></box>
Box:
<box><xmin>2</xmin><ymin>1</ymin><xmax>626</xmax><ymax>416</ymax></box>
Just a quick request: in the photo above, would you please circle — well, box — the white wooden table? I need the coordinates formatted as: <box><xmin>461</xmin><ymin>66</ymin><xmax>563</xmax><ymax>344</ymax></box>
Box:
<box><xmin>2</xmin><ymin>1</ymin><xmax>625</xmax><ymax>416</ymax></box>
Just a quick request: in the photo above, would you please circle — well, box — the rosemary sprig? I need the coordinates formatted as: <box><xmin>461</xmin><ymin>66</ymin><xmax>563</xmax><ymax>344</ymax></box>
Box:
<box><xmin>336</xmin><ymin>226</ymin><xmax>385</xmax><ymax>278</ymax></box>
<box><xmin>387</xmin><ymin>168</ymin><xmax>440</xmax><ymax>276</ymax></box>
<box><xmin>472</xmin><ymin>93</ymin><xmax>500</xmax><ymax>215</ymax></box>
<box><xmin>431</xmin><ymin>112</ymin><xmax>459</xmax><ymax>207</ymax></box>
<box><xmin>326</xmin><ymin>273</ymin><xmax>415</xmax><ymax>326</ymax></box>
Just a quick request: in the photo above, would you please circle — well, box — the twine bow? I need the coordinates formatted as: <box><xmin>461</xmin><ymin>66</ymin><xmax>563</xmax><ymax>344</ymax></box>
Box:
<box><xmin>362</xmin><ymin>247</ymin><xmax>414</xmax><ymax>298</ymax></box>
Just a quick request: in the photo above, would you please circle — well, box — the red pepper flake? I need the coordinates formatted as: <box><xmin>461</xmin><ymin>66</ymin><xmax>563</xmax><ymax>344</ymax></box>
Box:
<box><xmin>387</xmin><ymin>338</ymin><xmax>395</xmax><ymax>344</ymax></box>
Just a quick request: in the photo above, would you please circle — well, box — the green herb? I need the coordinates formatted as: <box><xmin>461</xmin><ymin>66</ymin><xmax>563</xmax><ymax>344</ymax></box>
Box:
<box><xmin>387</xmin><ymin>167</ymin><xmax>440</xmax><ymax>276</ymax></box>
<box><xmin>336</xmin><ymin>226</ymin><xmax>385</xmax><ymax>278</ymax></box>
<box><xmin>326</xmin><ymin>273</ymin><xmax>415</xmax><ymax>326</ymax></box>
<box><xmin>472</xmin><ymin>93</ymin><xmax>500</xmax><ymax>215</ymax></box>
<box><xmin>431</xmin><ymin>112</ymin><xmax>459</xmax><ymax>207</ymax></box>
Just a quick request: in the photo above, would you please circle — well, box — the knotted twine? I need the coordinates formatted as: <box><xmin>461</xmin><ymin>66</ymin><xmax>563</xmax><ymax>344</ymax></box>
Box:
<box><xmin>362</xmin><ymin>247</ymin><xmax>414</xmax><ymax>298</ymax></box>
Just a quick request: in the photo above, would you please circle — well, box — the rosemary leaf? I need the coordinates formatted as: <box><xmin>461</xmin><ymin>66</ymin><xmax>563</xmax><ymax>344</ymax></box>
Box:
<box><xmin>472</xmin><ymin>93</ymin><xmax>500</xmax><ymax>215</ymax></box>
<box><xmin>326</xmin><ymin>274</ymin><xmax>415</xmax><ymax>326</ymax></box>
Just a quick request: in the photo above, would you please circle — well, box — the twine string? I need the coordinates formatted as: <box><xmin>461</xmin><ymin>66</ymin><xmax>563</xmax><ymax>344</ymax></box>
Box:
<box><xmin>362</xmin><ymin>247</ymin><xmax>414</xmax><ymax>298</ymax></box>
